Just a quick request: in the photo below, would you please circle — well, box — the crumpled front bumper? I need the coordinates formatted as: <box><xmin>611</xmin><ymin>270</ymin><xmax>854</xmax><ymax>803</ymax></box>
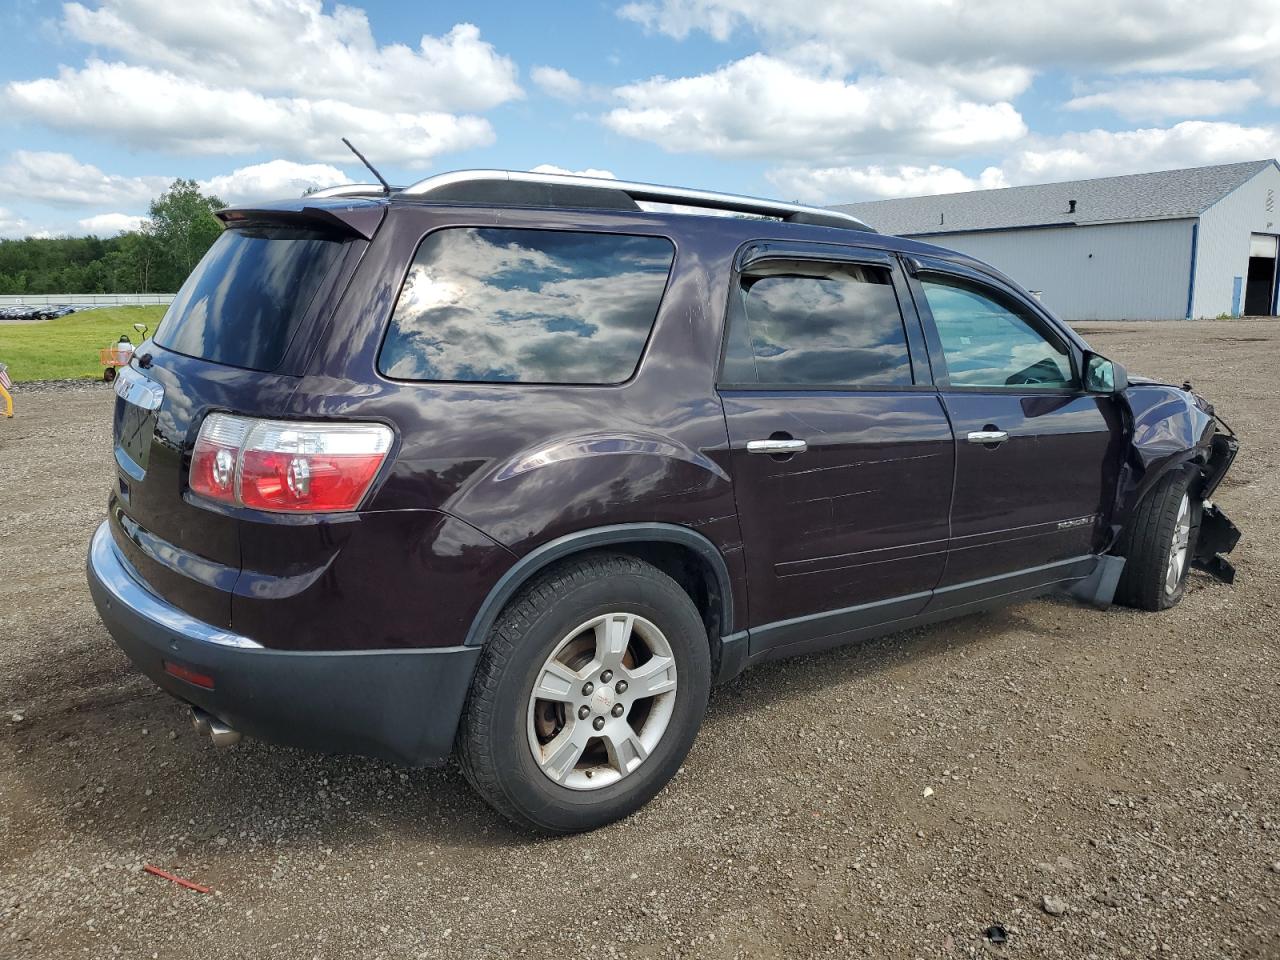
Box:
<box><xmin>1193</xmin><ymin>502</ymin><xmax>1241</xmax><ymax>584</ymax></box>
<box><xmin>1192</xmin><ymin>423</ymin><xmax>1241</xmax><ymax>584</ymax></box>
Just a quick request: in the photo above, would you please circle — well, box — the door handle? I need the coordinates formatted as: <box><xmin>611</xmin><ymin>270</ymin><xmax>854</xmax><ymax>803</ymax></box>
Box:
<box><xmin>747</xmin><ymin>438</ymin><xmax>808</xmax><ymax>455</ymax></box>
<box><xmin>967</xmin><ymin>429</ymin><xmax>1009</xmax><ymax>444</ymax></box>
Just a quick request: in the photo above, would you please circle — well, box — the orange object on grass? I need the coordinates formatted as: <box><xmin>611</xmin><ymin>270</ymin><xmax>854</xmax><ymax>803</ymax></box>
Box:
<box><xmin>0</xmin><ymin>362</ymin><xmax>12</xmax><ymax>418</ymax></box>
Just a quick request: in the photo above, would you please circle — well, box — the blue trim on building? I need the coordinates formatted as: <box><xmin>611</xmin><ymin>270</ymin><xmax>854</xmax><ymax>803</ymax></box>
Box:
<box><xmin>1185</xmin><ymin>222</ymin><xmax>1198</xmax><ymax>320</ymax></box>
<box><xmin>1273</xmin><ymin>242</ymin><xmax>1280</xmax><ymax>316</ymax></box>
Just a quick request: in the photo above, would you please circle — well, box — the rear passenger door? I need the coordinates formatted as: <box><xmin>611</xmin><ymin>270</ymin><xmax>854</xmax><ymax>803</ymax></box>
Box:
<box><xmin>906</xmin><ymin>256</ymin><xmax>1125</xmax><ymax>605</ymax></box>
<box><xmin>718</xmin><ymin>243</ymin><xmax>955</xmax><ymax>656</ymax></box>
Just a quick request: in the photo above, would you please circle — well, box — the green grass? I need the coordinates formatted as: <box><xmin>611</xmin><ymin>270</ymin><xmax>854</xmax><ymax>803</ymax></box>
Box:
<box><xmin>0</xmin><ymin>305</ymin><xmax>168</xmax><ymax>382</ymax></box>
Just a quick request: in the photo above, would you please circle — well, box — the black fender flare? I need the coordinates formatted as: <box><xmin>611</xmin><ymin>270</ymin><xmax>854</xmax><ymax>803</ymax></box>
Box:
<box><xmin>462</xmin><ymin>522</ymin><xmax>736</xmax><ymax>648</ymax></box>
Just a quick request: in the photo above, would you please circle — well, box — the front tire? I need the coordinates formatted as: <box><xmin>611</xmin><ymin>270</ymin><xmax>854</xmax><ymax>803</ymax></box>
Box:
<box><xmin>457</xmin><ymin>553</ymin><xmax>710</xmax><ymax>833</ymax></box>
<box><xmin>1115</xmin><ymin>470</ymin><xmax>1200</xmax><ymax>611</ymax></box>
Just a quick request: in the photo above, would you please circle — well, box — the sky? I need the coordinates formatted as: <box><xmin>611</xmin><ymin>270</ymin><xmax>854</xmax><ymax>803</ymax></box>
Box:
<box><xmin>1</xmin><ymin>0</ymin><xmax>1278</xmax><ymax>238</ymax></box>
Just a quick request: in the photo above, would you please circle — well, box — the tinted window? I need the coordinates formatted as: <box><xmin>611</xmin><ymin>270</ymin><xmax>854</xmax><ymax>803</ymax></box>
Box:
<box><xmin>920</xmin><ymin>277</ymin><xmax>1074</xmax><ymax>389</ymax></box>
<box><xmin>379</xmin><ymin>228</ymin><xmax>674</xmax><ymax>384</ymax></box>
<box><xmin>721</xmin><ymin>262</ymin><xmax>912</xmax><ymax>387</ymax></box>
<box><xmin>154</xmin><ymin>227</ymin><xmax>347</xmax><ymax>372</ymax></box>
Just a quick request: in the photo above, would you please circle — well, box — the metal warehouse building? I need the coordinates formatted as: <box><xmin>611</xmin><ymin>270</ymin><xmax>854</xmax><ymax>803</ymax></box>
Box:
<box><xmin>833</xmin><ymin>159</ymin><xmax>1280</xmax><ymax>322</ymax></box>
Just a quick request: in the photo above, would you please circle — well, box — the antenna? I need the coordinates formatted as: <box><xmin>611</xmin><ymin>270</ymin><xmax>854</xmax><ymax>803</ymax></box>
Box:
<box><xmin>341</xmin><ymin>137</ymin><xmax>391</xmax><ymax>195</ymax></box>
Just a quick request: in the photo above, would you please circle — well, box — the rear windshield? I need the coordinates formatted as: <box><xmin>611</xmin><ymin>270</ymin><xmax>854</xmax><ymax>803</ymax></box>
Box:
<box><xmin>154</xmin><ymin>226</ymin><xmax>348</xmax><ymax>372</ymax></box>
<box><xmin>378</xmin><ymin>228</ymin><xmax>675</xmax><ymax>384</ymax></box>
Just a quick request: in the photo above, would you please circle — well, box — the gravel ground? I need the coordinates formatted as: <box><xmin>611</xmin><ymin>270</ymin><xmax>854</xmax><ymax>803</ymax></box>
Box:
<box><xmin>1</xmin><ymin>321</ymin><xmax>1277</xmax><ymax>960</ymax></box>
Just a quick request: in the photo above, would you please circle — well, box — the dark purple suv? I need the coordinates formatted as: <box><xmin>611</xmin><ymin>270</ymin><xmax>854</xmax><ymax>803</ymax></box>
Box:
<box><xmin>87</xmin><ymin>170</ymin><xmax>1240</xmax><ymax>832</ymax></box>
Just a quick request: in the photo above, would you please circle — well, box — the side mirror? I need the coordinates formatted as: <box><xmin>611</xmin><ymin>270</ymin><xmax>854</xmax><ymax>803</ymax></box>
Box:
<box><xmin>1084</xmin><ymin>352</ymin><xmax>1128</xmax><ymax>394</ymax></box>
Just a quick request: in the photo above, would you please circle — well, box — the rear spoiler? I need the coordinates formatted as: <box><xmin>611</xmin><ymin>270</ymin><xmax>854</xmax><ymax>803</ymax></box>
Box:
<box><xmin>215</xmin><ymin>199</ymin><xmax>385</xmax><ymax>241</ymax></box>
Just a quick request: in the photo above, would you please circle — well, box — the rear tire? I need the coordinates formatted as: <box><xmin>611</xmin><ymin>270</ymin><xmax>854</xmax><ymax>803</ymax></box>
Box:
<box><xmin>457</xmin><ymin>552</ymin><xmax>710</xmax><ymax>833</ymax></box>
<box><xmin>1114</xmin><ymin>470</ymin><xmax>1200</xmax><ymax>611</ymax></box>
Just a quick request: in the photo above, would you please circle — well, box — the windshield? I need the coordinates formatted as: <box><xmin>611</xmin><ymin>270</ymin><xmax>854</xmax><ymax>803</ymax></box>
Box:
<box><xmin>154</xmin><ymin>226</ymin><xmax>348</xmax><ymax>372</ymax></box>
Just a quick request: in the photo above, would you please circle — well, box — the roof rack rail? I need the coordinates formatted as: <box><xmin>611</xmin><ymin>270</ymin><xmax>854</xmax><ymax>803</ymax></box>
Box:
<box><xmin>306</xmin><ymin>183</ymin><xmax>404</xmax><ymax>199</ymax></box>
<box><xmin>394</xmin><ymin>169</ymin><xmax>875</xmax><ymax>232</ymax></box>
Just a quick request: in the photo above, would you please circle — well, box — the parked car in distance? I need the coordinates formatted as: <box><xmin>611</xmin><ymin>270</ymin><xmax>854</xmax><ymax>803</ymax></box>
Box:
<box><xmin>88</xmin><ymin>169</ymin><xmax>1241</xmax><ymax>832</ymax></box>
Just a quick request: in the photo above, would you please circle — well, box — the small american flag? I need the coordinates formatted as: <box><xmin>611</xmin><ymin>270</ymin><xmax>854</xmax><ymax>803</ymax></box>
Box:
<box><xmin>0</xmin><ymin>364</ymin><xmax>11</xmax><ymax>390</ymax></box>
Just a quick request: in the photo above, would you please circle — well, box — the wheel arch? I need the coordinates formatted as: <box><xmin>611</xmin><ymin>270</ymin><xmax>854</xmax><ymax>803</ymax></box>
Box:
<box><xmin>463</xmin><ymin>523</ymin><xmax>737</xmax><ymax>657</ymax></box>
<box><xmin>1131</xmin><ymin>449</ymin><xmax>1206</xmax><ymax>505</ymax></box>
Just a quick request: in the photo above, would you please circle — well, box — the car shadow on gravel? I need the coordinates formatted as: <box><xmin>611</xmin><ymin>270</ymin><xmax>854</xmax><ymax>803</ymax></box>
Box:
<box><xmin>7</xmin><ymin>600</ymin><xmax>1059</xmax><ymax>855</ymax></box>
<box><xmin>705</xmin><ymin>604</ymin><xmax>1032</xmax><ymax>721</ymax></box>
<box><xmin>3</xmin><ymin>643</ymin><xmax>529</xmax><ymax>854</ymax></box>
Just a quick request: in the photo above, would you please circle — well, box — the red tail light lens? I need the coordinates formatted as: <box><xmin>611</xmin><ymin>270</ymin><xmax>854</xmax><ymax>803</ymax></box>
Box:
<box><xmin>190</xmin><ymin>413</ymin><xmax>393</xmax><ymax>513</ymax></box>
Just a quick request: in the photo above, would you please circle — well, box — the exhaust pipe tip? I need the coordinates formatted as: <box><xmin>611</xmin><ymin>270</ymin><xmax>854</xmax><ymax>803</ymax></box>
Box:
<box><xmin>190</xmin><ymin>709</ymin><xmax>211</xmax><ymax>737</ymax></box>
<box><xmin>190</xmin><ymin>707</ymin><xmax>241</xmax><ymax>747</ymax></box>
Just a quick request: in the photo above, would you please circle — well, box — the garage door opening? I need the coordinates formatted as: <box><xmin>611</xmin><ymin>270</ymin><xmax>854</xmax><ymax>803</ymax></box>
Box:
<box><xmin>1244</xmin><ymin>233</ymin><xmax>1278</xmax><ymax>316</ymax></box>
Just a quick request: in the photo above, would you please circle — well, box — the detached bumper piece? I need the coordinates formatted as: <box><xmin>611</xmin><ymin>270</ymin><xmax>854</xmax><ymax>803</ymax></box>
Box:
<box><xmin>1193</xmin><ymin>503</ymin><xmax>1241</xmax><ymax>585</ymax></box>
<box><xmin>86</xmin><ymin>521</ymin><xmax>480</xmax><ymax>766</ymax></box>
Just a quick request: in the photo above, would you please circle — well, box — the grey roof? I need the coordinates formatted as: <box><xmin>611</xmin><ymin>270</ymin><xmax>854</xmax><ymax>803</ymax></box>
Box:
<box><xmin>831</xmin><ymin>159</ymin><xmax>1278</xmax><ymax>237</ymax></box>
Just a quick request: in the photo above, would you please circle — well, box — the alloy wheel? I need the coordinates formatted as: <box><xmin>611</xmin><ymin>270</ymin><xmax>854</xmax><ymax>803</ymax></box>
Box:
<box><xmin>526</xmin><ymin>613</ymin><xmax>677</xmax><ymax>791</ymax></box>
<box><xmin>1165</xmin><ymin>492</ymin><xmax>1192</xmax><ymax>595</ymax></box>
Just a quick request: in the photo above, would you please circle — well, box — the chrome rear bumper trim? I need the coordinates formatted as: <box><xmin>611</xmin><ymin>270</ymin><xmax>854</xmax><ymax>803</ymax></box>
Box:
<box><xmin>89</xmin><ymin>521</ymin><xmax>262</xmax><ymax>650</ymax></box>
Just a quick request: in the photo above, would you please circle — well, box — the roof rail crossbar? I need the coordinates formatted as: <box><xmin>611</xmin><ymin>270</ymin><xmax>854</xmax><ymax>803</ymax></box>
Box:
<box><xmin>395</xmin><ymin>169</ymin><xmax>875</xmax><ymax>232</ymax></box>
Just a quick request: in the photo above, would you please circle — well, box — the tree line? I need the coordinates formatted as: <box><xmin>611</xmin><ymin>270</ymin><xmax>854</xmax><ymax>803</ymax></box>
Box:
<box><xmin>0</xmin><ymin>180</ymin><xmax>226</xmax><ymax>296</ymax></box>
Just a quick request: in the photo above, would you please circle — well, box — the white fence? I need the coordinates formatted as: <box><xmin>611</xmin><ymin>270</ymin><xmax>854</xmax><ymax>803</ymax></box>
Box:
<box><xmin>0</xmin><ymin>293</ymin><xmax>175</xmax><ymax>307</ymax></box>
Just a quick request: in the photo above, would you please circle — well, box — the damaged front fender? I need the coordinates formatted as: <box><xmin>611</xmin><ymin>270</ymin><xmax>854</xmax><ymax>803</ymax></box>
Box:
<box><xmin>1116</xmin><ymin>378</ymin><xmax>1240</xmax><ymax>584</ymax></box>
<box><xmin>1123</xmin><ymin>381</ymin><xmax>1215</xmax><ymax>492</ymax></box>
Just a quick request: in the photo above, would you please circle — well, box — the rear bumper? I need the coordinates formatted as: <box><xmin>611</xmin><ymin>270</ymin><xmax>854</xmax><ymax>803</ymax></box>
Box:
<box><xmin>86</xmin><ymin>521</ymin><xmax>479</xmax><ymax>766</ymax></box>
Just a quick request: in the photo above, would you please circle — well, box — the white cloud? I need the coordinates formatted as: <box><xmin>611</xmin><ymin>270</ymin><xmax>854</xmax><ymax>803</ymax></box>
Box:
<box><xmin>619</xmin><ymin>0</ymin><xmax>1280</xmax><ymax>78</ymax></box>
<box><xmin>4</xmin><ymin>61</ymin><xmax>494</xmax><ymax>166</ymax></box>
<box><xmin>78</xmin><ymin>212</ymin><xmax>148</xmax><ymax>235</ymax></box>
<box><xmin>3</xmin><ymin>3</ymin><xmax>517</xmax><ymax>167</ymax></box>
<box><xmin>530</xmin><ymin>164</ymin><xmax>618</xmax><ymax>179</ymax></box>
<box><xmin>774</xmin><ymin>120</ymin><xmax>1280</xmax><ymax>203</ymax></box>
<box><xmin>1064</xmin><ymin>78</ymin><xmax>1262</xmax><ymax>122</ymax></box>
<box><xmin>904</xmin><ymin>63</ymin><xmax>1035</xmax><ymax>103</ymax></box>
<box><xmin>199</xmin><ymin>159</ymin><xmax>351</xmax><ymax>204</ymax></box>
<box><xmin>770</xmin><ymin>164</ymin><xmax>1009</xmax><ymax>203</ymax></box>
<box><xmin>531</xmin><ymin>66</ymin><xmax>585</xmax><ymax>101</ymax></box>
<box><xmin>0</xmin><ymin>153</ymin><xmax>351</xmax><ymax>226</ymax></box>
<box><xmin>62</xmin><ymin>2</ymin><xmax>521</xmax><ymax>113</ymax></box>
<box><xmin>0</xmin><ymin>208</ymin><xmax>32</xmax><ymax>239</ymax></box>
<box><xmin>605</xmin><ymin>55</ymin><xmax>1026</xmax><ymax>161</ymax></box>
<box><xmin>614</xmin><ymin>0</ymin><xmax>1280</xmax><ymax>207</ymax></box>
<box><xmin>1005</xmin><ymin>121</ymin><xmax>1280</xmax><ymax>184</ymax></box>
<box><xmin>0</xmin><ymin>150</ymin><xmax>170</xmax><ymax>207</ymax></box>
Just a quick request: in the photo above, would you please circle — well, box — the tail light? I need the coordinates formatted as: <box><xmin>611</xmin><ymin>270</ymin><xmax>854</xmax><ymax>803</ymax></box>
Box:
<box><xmin>190</xmin><ymin>413</ymin><xmax>393</xmax><ymax>513</ymax></box>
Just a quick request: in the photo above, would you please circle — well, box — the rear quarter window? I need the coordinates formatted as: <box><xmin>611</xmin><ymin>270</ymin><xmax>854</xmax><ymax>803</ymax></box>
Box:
<box><xmin>378</xmin><ymin>228</ymin><xmax>675</xmax><ymax>384</ymax></box>
<box><xmin>154</xmin><ymin>226</ymin><xmax>348</xmax><ymax>372</ymax></box>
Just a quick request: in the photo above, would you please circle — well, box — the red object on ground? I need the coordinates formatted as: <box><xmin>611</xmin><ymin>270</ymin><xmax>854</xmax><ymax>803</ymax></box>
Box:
<box><xmin>143</xmin><ymin>864</ymin><xmax>211</xmax><ymax>894</ymax></box>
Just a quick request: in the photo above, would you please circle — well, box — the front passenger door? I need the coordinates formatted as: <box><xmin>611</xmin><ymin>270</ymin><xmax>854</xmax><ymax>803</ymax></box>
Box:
<box><xmin>909</xmin><ymin>261</ymin><xmax>1126</xmax><ymax>604</ymax></box>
